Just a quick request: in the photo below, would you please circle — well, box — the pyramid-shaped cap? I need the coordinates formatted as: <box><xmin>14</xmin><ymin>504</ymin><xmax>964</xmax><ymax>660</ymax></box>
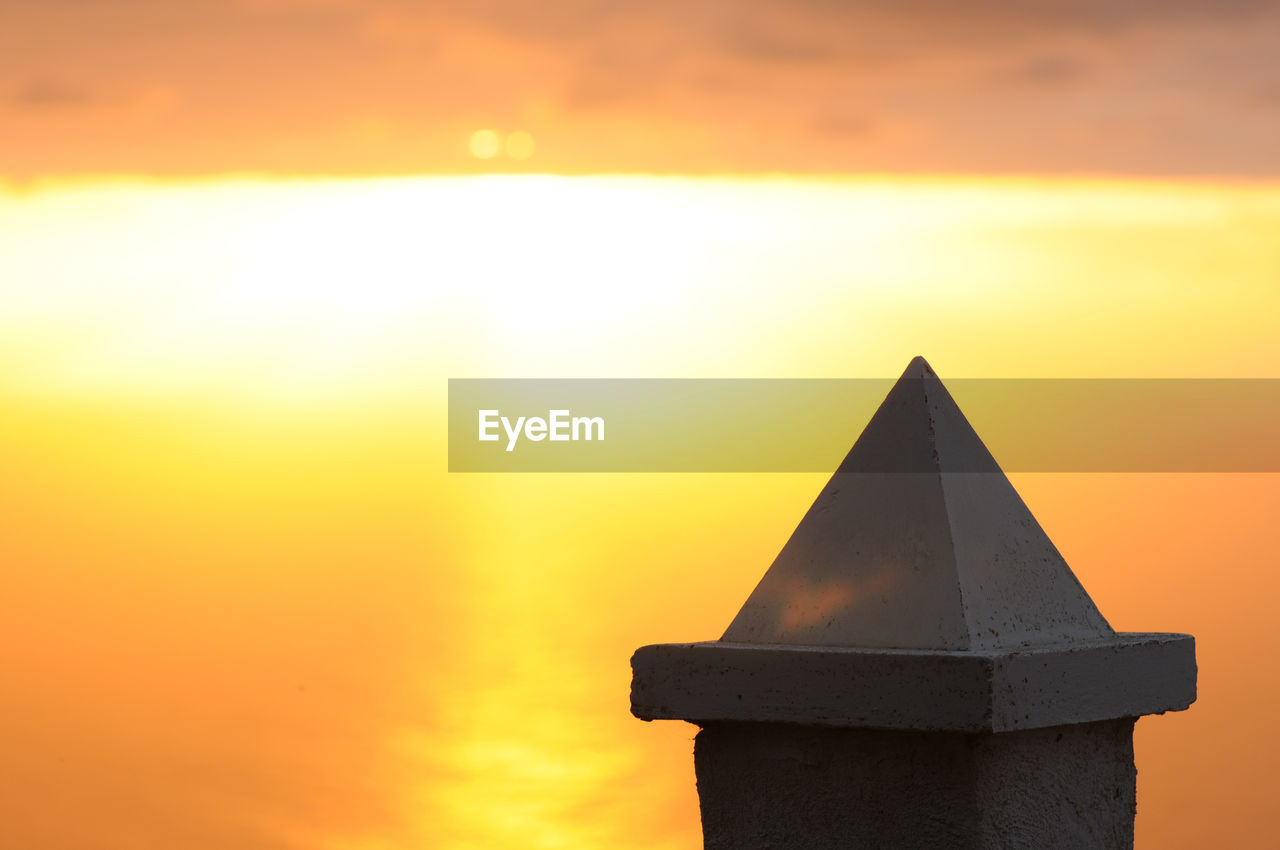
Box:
<box><xmin>721</xmin><ymin>357</ymin><xmax>1114</xmax><ymax>651</ymax></box>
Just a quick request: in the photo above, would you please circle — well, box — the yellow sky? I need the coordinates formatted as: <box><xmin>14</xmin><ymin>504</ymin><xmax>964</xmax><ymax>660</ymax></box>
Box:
<box><xmin>4</xmin><ymin>175</ymin><xmax>1278</xmax><ymax>399</ymax></box>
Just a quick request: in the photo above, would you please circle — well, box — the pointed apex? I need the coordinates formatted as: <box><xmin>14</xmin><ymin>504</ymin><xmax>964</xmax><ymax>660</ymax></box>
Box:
<box><xmin>902</xmin><ymin>355</ymin><xmax>935</xmax><ymax>377</ymax></box>
<box><xmin>721</xmin><ymin>359</ymin><xmax>1114</xmax><ymax>651</ymax></box>
<box><xmin>836</xmin><ymin>355</ymin><xmax>997</xmax><ymax>475</ymax></box>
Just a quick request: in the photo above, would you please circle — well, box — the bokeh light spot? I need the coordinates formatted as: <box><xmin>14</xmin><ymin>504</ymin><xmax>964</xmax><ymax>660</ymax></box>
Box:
<box><xmin>506</xmin><ymin>131</ymin><xmax>536</xmax><ymax>161</ymax></box>
<box><xmin>469</xmin><ymin>129</ymin><xmax>501</xmax><ymax>160</ymax></box>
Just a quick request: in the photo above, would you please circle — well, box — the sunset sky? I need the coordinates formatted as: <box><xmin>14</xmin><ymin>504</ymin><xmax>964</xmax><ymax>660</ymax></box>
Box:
<box><xmin>4</xmin><ymin>0</ymin><xmax>1280</xmax><ymax>178</ymax></box>
<box><xmin>2</xmin><ymin>2</ymin><xmax>1279</xmax><ymax>850</ymax></box>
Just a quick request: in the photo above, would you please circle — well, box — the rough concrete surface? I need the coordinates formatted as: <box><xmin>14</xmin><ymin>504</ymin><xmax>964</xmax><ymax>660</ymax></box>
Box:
<box><xmin>722</xmin><ymin>357</ymin><xmax>1113</xmax><ymax>651</ymax></box>
<box><xmin>631</xmin><ymin>634</ymin><xmax>1195</xmax><ymax>732</ymax></box>
<box><xmin>695</xmin><ymin>719</ymin><xmax>1137</xmax><ymax>850</ymax></box>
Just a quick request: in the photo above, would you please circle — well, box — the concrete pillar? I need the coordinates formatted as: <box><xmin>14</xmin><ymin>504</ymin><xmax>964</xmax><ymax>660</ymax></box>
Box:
<box><xmin>631</xmin><ymin>357</ymin><xmax>1196</xmax><ymax>850</ymax></box>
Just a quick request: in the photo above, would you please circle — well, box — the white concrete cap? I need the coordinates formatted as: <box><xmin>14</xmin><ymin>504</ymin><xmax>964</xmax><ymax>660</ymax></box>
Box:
<box><xmin>631</xmin><ymin>356</ymin><xmax>1197</xmax><ymax>730</ymax></box>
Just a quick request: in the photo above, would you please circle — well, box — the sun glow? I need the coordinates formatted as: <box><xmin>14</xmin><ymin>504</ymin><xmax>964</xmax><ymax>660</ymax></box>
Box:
<box><xmin>4</xmin><ymin>175</ymin><xmax>1277</xmax><ymax>403</ymax></box>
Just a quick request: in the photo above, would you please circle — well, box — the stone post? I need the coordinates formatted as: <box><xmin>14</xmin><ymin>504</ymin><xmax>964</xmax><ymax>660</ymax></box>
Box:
<box><xmin>631</xmin><ymin>357</ymin><xmax>1196</xmax><ymax>849</ymax></box>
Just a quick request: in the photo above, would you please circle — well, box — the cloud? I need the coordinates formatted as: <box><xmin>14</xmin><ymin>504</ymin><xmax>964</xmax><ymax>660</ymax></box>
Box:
<box><xmin>12</xmin><ymin>80</ymin><xmax>94</xmax><ymax>108</ymax></box>
<box><xmin>997</xmin><ymin>55</ymin><xmax>1091</xmax><ymax>89</ymax></box>
<box><xmin>811</xmin><ymin>111</ymin><xmax>875</xmax><ymax>139</ymax></box>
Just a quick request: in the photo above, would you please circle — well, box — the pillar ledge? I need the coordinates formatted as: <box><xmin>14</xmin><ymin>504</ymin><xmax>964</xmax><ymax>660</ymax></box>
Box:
<box><xmin>631</xmin><ymin>632</ymin><xmax>1194</xmax><ymax>733</ymax></box>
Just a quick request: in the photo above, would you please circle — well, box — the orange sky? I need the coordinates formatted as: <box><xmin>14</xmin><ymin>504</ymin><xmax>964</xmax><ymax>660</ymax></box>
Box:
<box><xmin>4</xmin><ymin>0</ymin><xmax>1280</xmax><ymax>178</ymax></box>
<box><xmin>3</xmin><ymin>2</ymin><xmax>1280</xmax><ymax>847</ymax></box>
